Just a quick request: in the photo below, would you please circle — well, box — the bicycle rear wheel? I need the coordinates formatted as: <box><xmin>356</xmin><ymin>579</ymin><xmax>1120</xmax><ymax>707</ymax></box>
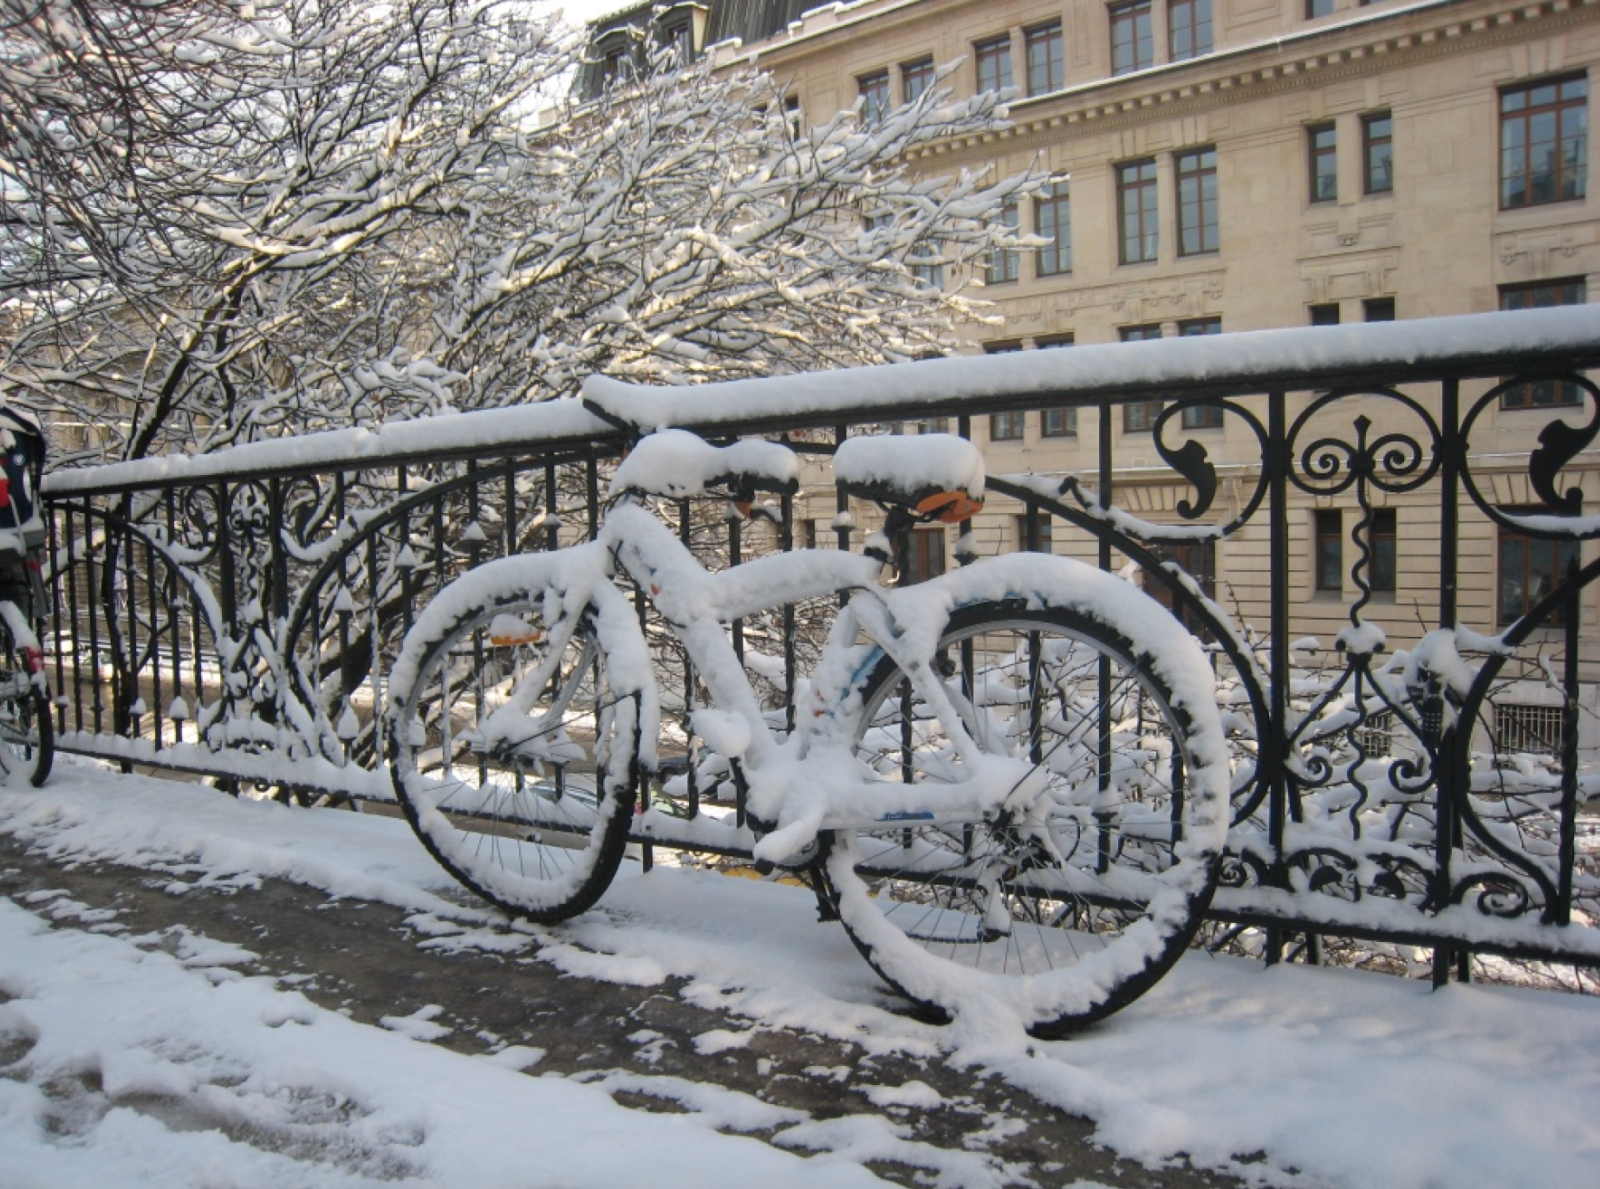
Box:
<box><xmin>388</xmin><ymin>583</ymin><xmax>642</xmax><ymax>922</ymax></box>
<box><xmin>827</xmin><ymin>600</ymin><xmax>1225</xmax><ymax>1036</ymax></box>
<box><xmin>0</xmin><ymin>676</ymin><xmax>52</xmax><ymax>787</ymax></box>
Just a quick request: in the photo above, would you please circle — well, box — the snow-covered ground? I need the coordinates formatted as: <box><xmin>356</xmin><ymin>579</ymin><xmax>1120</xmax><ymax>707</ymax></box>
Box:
<box><xmin>2</xmin><ymin>758</ymin><xmax>1597</xmax><ymax>1189</ymax></box>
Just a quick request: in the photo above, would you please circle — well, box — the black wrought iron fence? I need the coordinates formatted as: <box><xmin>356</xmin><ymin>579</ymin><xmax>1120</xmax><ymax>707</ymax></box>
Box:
<box><xmin>40</xmin><ymin>306</ymin><xmax>1600</xmax><ymax>980</ymax></box>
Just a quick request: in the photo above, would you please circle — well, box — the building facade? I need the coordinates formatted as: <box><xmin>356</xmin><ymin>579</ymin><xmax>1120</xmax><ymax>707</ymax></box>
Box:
<box><xmin>590</xmin><ymin>0</ymin><xmax>1600</xmax><ymax>756</ymax></box>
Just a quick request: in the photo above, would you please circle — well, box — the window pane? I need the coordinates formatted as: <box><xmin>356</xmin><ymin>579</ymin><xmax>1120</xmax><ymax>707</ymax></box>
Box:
<box><xmin>1177</xmin><ymin>147</ymin><xmax>1218</xmax><ymax>256</ymax></box>
<box><xmin>902</xmin><ymin>57</ymin><xmax>934</xmax><ymax>104</ymax></box>
<box><xmin>1500</xmin><ymin>75</ymin><xmax>1587</xmax><ymax>209</ymax></box>
<box><xmin>976</xmin><ymin>35</ymin><xmax>1013</xmax><ymax>93</ymax></box>
<box><xmin>1169</xmin><ymin>0</ymin><xmax>1212</xmax><ymax>61</ymax></box>
<box><xmin>1316</xmin><ymin>510</ymin><xmax>1342</xmax><ymax>592</ymax></box>
<box><xmin>1025</xmin><ymin>22</ymin><xmax>1063</xmax><ymax>95</ymax></box>
<box><xmin>1498</xmin><ymin>519</ymin><xmax>1580</xmax><ymax>623</ymax></box>
<box><xmin>986</xmin><ymin>201</ymin><xmax>1020</xmax><ymax>284</ymax></box>
<box><xmin>1370</xmin><ymin>509</ymin><xmax>1396</xmax><ymax>594</ymax></box>
<box><xmin>1035</xmin><ymin>182</ymin><xmax>1071</xmax><ymax>276</ymax></box>
<box><xmin>1499</xmin><ymin>279</ymin><xmax>1587</xmax><ymax>407</ymax></box>
<box><xmin>1111</xmin><ymin>1</ymin><xmax>1153</xmax><ymax>76</ymax></box>
<box><xmin>990</xmin><ymin>410</ymin><xmax>1025</xmax><ymax>441</ymax></box>
<box><xmin>1310</xmin><ymin>123</ymin><xmax>1337</xmax><ymax>202</ymax></box>
<box><xmin>858</xmin><ymin>71</ymin><xmax>889</xmax><ymax>124</ymax></box>
<box><xmin>1118</xmin><ymin>160</ymin><xmax>1158</xmax><ymax>264</ymax></box>
<box><xmin>1364</xmin><ymin>112</ymin><xmax>1393</xmax><ymax>194</ymax></box>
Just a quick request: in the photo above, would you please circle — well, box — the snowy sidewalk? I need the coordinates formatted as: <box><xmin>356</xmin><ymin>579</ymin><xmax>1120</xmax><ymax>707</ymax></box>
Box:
<box><xmin>2</xmin><ymin>759</ymin><xmax>1597</xmax><ymax>1189</ymax></box>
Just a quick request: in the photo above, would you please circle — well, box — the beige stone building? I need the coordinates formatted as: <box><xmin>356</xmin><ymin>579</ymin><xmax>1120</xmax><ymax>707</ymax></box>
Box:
<box><xmin>590</xmin><ymin>0</ymin><xmax>1600</xmax><ymax>754</ymax></box>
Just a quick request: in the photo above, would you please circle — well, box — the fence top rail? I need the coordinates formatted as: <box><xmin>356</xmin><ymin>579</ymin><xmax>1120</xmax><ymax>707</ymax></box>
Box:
<box><xmin>43</xmin><ymin>305</ymin><xmax>1600</xmax><ymax>499</ymax></box>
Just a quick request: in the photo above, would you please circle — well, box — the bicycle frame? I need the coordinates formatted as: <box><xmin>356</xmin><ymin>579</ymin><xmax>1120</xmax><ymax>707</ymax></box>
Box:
<box><xmin>556</xmin><ymin>497</ymin><xmax>1049</xmax><ymax>863</ymax></box>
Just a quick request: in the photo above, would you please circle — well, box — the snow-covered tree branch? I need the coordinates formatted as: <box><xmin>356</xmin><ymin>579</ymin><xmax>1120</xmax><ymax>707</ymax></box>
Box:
<box><xmin>0</xmin><ymin>0</ymin><xmax>1036</xmax><ymax>463</ymax></box>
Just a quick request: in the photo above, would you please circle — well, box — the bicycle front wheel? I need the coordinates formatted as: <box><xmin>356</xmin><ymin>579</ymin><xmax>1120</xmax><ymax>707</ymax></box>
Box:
<box><xmin>0</xmin><ymin>678</ymin><xmax>52</xmax><ymax>787</ymax></box>
<box><xmin>388</xmin><ymin>584</ymin><xmax>642</xmax><ymax>922</ymax></box>
<box><xmin>827</xmin><ymin>600</ymin><xmax>1224</xmax><ymax>1036</ymax></box>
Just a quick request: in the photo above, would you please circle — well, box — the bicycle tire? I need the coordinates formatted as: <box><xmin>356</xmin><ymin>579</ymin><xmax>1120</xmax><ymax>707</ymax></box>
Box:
<box><xmin>0</xmin><ymin>680</ymin><xmax>52</xmax><ymax>787</ymax></box>
<box><xmin>826</xmin><ymin>598</ymin><xmax>1226</xmax><ymax>1036</ymax></box>
<box><xmin>388</xmin><ymin>568</ymin><xmax>646</xmax><ymax>922</ymax></box>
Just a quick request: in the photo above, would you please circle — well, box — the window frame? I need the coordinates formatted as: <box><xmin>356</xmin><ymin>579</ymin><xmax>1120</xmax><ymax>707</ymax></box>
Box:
<box><xmin>1369</xmin><ymin>508</ymin><xmax>1397</xmax><ymax>597</ymax></box>
<box><xmin>975</xmin><ymin>34</ymin><xmax>1014</xmax><ymax>94</ymax></box>
<box><xmin>1035</xmin><ymin>182</ymin><xmax>1071</xmax><ymax>277</ymax></box>
<box><xmin>1315</xmin><ymin>509</ymin><xmax>1343</xmax><ymax>594</ymax></box>
<box><xmin>989</xmin><ymin>410</ymin><xmax>1026</xmax><ymax>442</ymax></box>
<box><xmin>1363</xmin><ymin>111</ymin><xmax>1393</xmax><ymax>195</ymax></box>
<box><xmin>1117</xmin><ymin>158</ymin><xmax>1160</xmax><ymax>265</ymax></box>
<box><xmin>1024</xmin><ymin>20</ymin><xmax>1064</xmax><ymax>95</ymax></box>
<box><xmin>903</xmin><ymin>525</ymin><xmax>948</xmax><ymax>585</ymax></box>
<box><xmin>1498</xmin><ymin>514</ymin><xmax>1580</xmax><ymax>625</ymax></box>
<box><xmin>901</xmin><ymin>56</ymin><xmax>935</xmax><ymax>105</ymax></box>
<box><xmin>1119</xmin><ymin>325</ymin><xmax>1165</xmax><ymax>432</ymax></box>
<box><xmin>986</xmin><ymin>200</ymin><xmax>1021</xmax><ymax>285</ymax></box>
<box><xmin>1110</xmin><ymin>0</ymin><xmax>1154</xmax><ymax>76</ymax></box>
<box><xmin>1176</xmin><ymin>146</ymin><xmax>1219</xmax><ymax>257</ymax></box>
<box><xmin>1499</xmin><ymin>74</ymin><xmax>1588</xmax><ymax>210</ymax></box>
<box><xmin>857</xmin><ymin>69</ymin><xmax>890</xmax><ymax>124</ymax></box>
<box><xmin>1309</xmin><ymin>121</ymin><xmax>1338</xmax><ymax>203</ymax></box>
<box><xmin>1499</xmin><ymin>278</ymin><xmax>1587</xmax><ymax>408</ymax></box>
<box><xmin>1168</xmin><ymin>0</ymin><xmax>1212</xmax><ymax>62</ymax></box>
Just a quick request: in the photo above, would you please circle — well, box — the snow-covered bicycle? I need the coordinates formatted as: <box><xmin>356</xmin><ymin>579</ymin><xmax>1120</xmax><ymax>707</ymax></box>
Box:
<box><xmin>385</xmin><ymin>428</ymin><xmax>1230</xmax><ymax>1033</ymax></box>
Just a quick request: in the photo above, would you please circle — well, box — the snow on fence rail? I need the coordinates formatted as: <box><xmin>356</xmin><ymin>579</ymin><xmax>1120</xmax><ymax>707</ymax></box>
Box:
<box><xmin>39</xmin><ymin>306</ymin><xmax>1600</xmax><ymax>979</ymax></box>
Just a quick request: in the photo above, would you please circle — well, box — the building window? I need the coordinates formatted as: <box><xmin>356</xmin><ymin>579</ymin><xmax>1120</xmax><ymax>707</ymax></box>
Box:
<box><xmin>1499</xmin><ymin>516</ymin><xmax>1580</xmax><ymax>623</ymax></box>
<box><xmin>659</xmin><ymin>16</ymin><xmax>693</xmax><ymax>62</ymax></box>
<box><xmin>1025</xmin><ymin>21</ymin><xmax>1063</xmax><ymax>95</ymax></box>
<box><xmin>1315</xmin><ymin>509</ymin><xmax>1342</xmax><ymax>593</ymax></box>
<box><xmin>1039</xmin><ymin>336</ymin><xmax>1075</xmax><ymax>436</ymax></box>
<box><xmin>1041</xmin><ymin>407</ymin><xmax>1077</xmax><ymax>437</ymax></box>
<box><xmin>1365</xmin><ymin>297</ymin><xmax>1395</xmax><ymax>322</ymax></box>
<box><xmin>1016</xmin><ymin>514</ymin><xmax>1054</xmax><ymax>552</ymax></box>
<box><xmin>985</xmin><ymin>340</ymin><xmax>1023</xmax><ymax>354</ymax></box>
<box><xmin>902</xmin><ymin>56</ymin><xmax>935</xmax><ymax>104</ymax></box>
<box><xmin>910</xmin><ymin>238</ymin><xmax>944</xmax><ymax>290</ymax></box>
<box><xmin>1118</xmin><ymin>159</ymin><xmax>1159</xmax><ymax>264</ymax></box>
<box><xmin>1148</xmin><ymin>538</ymin><xmax>1216</xmax><ymax>633</ymax></box>
<box><xmin>1362</xmin><ymin>112</ymin><xmax>1393</xmax><ymax>194</ymax></box>
<box><xmin>1496</xmin><ymin>703</ymin><xmax>1567</xmax><ymax>756</ymax></box>
<box><xmin>1500</xmin><ymin>75</ymin><xmax>1588</xmax><ymax>209</ymax></box>
<box><xmin>919</xmin><ymin>417</ymin><xmax>948</xmax><ymax>434</ymax></box>
<box><xmin>1306</xmin><ymin>0</ymin><xmax>1335</xmax><ymax>16</ymax></box>
<box><xmin>986</xmin><ymin>201</ymin><xmax>1020</xmax><ymax>284</ymax></box>
<box><xmin>975</xmin><ymin>34</ymin><xmax>1013</xmax><ymax>94</ymax></box>
<box><xmin>1120</xmin><ymin>325</ymin><xmax>1164</xmax><ymax>431</ymax></box>
<box><xmin>1310</xmin><ymin>303</ymin><xmax>1341</xmax><ymax>326</ymax></box>
<box><xmin>599</xmin><ymin>42</ymin><xmax>634</xmax><ymax>88</ymax></box>
<box><xmin>1309</xmin><ymin>122</ymin><xmax>1338</xmax><ymax>202</ymax></box>
<box><xmin>990</xmin><ymin>410</ymin><xmax>1026</xmax><ymax>441</ymax></box>
<box><xmin>1110</xmin><ymin>1</ymin><xmax>1153</xmax><ymax>76</ymax></box>
<box><xmin>1176</xmin><ymin>147</ymin><xmax>1219</xmax><ymax>256</ymax></box>
<box><xmin>904</xmin><ymin>526</ymin><xmax>947</xmax><ymax>584</ymax></box>
<box><xmin>1353</xmin><ymin>710</ymin><xmax>1394</xmax><ymax>757</ymax></box>
<box><xmin>1369</xmin><ymin>508</ymin><xmax>1396</xmax><ymax>596</ymax></box>
<box><xmin>1168</xmin><ymin>0</ymin><xmax>1212</xmax><ymax>62</ymax></box>
<box><xmin>858</xmin><ymin>70</ymin><xmax>889</xmax><ymax>124</ymax></box>
<box><xmin>1035</xmin><ymin>182</ymin><xmax>1071</xmax><ymax>277</ymax></box>
<box><xmin>1174</xmin><ymin>319</ymin><xmax>1223</xmax><ymax>427</ymax></box>
<box><xmin>1500</xmin><ymin>279</ymin><xmax>1586</xmax><ymax>407</ymax></box>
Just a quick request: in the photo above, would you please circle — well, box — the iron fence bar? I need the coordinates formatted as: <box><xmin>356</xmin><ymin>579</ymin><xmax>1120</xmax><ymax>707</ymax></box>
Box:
<box><xmin>1266</xmin><ymin>388</ymin><xmax>1291</xmax><ymax>966</ymax></box>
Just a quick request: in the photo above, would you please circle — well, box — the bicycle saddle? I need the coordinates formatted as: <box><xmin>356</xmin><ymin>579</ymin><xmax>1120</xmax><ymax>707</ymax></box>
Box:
<box><xmin>834</xmin><ymin>433</ymin><xmax>985</xmax><ymax>523</ymax></box>
<box><xmin>610</xmin><ymin>429</ymin><xmax>801</xmax><ymax>500</ymax></box>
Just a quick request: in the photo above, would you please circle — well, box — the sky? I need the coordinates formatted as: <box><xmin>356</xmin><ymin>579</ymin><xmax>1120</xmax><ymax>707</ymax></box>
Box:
<box><xmin>1</xmin><ymin>758</ymin><xmax>1596</xmax><ymax>1189</ymax></box>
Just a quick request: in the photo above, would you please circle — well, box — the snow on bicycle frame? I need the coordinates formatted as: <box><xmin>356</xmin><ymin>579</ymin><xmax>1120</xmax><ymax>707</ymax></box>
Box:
<box><xmin>385</xmin><ymin>420</ymin><xmax>1233</xmax><ymax>1033</ymax></box>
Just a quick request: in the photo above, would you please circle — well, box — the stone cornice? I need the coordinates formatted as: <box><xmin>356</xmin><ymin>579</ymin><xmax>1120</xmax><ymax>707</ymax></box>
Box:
<box><xmin>832</xmin><ymin>0</ymin><xmax>1600</xmax><ymax>161</ymax></box>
